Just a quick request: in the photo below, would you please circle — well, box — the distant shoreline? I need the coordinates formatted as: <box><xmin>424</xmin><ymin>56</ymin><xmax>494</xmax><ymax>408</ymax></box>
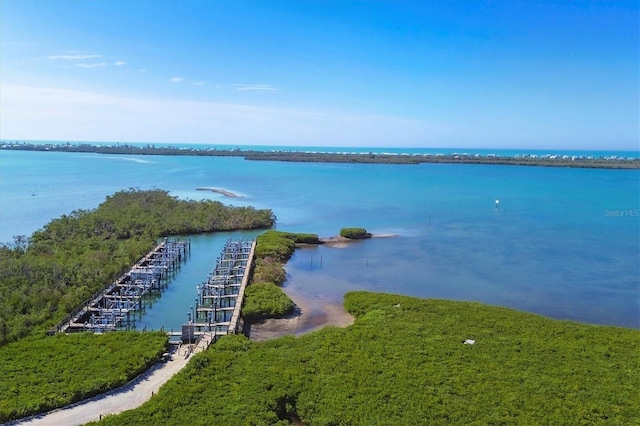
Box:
<box><xmin>2</xmin><ymin>142</ymin><xmax>639</xmax><ymax>169</ymax></box>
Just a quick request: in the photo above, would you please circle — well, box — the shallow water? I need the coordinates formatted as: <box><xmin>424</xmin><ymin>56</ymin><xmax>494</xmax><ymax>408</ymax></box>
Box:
<box><xmin>1</xmin><ymin>149</ymin><xmax>638</xmax><ymax>328</ymax></box>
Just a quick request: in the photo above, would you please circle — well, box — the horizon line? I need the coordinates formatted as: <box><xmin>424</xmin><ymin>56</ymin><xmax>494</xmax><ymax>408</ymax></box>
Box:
<box><xmin>1</xmin><ymin>139</ymin><xmax>639</xmax><ymax>154</ymax></box>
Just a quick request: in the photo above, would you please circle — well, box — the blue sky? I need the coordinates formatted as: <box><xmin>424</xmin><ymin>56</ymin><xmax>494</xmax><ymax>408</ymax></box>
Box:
<box><xmin>1</xmin><ymin>1</ymin><xmax>638</xmax><ymax>149</ymax></box>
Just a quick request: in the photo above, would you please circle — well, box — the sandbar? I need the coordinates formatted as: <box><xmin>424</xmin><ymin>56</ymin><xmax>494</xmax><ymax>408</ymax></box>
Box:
<box><xmin>319</xmin><ymin>233</ymin><xmax>399</xmax><ymax>249</ymax></box>
<box><xmin>195</xmin><ymin>187</ymin><xmax>244</xmax><ymax>198</ymax></box>
<box><xmin>247</xmin><ymin>291</ymin><xmax>354</xmax><ymax>341</ymax></box>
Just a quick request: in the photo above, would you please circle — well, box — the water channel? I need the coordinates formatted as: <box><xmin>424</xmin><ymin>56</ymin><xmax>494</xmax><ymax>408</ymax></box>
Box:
<box><xmin>132</xmin><ymin>230</ymin><xmax>263</xmax><ymax>333</ymax></box>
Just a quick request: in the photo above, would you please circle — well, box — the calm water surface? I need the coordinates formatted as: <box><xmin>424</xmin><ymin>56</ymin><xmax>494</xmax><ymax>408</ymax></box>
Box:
<box><xmin>0</xmin><ymin>150</ymin><xmax>638</xmax><ymax>328</ymax></box>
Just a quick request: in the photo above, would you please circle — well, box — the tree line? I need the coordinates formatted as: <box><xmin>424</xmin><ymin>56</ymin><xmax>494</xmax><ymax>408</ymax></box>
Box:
<box><xmin>4</xmin><ymin>143</ymin><xmax>638</xmax><ymax>169</ymax></box>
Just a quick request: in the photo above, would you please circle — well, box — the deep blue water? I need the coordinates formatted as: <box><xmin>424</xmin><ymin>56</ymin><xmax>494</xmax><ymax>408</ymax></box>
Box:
<box><xmin>0</xmin><ymin>149</ymin><xmax>638</xmax><ymax>328</ymax></box>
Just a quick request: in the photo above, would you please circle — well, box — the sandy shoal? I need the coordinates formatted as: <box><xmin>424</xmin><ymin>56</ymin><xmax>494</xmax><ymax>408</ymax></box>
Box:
<box><xmin>195</xmin><ymin>187</ymin><xmax>244</xmax><ymax>198</ymax></box>
<box><xmin>247</xmin><ymin>291</ymin><xmax>354</xmax><ymax>341</ymax></box>
<box><xmin>319</xmin><ymin>233</ymin><xmax>399</xmax><ymax>249</ymax></box>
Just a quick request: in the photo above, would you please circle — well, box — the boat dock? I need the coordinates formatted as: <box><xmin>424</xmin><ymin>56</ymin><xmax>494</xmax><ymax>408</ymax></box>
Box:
<box><xmin>55</xmin><ymin>238</ymin><xmax>190</xmax><ymax>333</ymax></box>
<box><xmin>179</xmin><ymin>238</ymin><xmax>255</xmax><ymax>349</ymax></box>
<box><xmin>54</xmin><ymin>236</ymin><xmax>255</xmax><ymax>352</ymax></box>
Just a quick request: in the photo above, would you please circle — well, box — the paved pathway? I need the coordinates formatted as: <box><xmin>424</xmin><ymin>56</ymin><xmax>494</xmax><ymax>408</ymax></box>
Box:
<box><xmin>9</xmin><ymin>346</ymin><xmax>193</xmax><ymax>426</ymax></box>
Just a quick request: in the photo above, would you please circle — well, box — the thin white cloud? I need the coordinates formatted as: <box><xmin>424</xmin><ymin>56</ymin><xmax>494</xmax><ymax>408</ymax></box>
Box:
<box><xmin>235</xmin><ymin>84</ymin><xmax>279</xmax><ymax>92</ymax></box>
<box><xmin>75</xmin><ymin>62</ymin><xmax>107</xmax><ymax>68</ymax></box>
<box><xmin>0</xmin><ymin>85</ymin><xmax>432</xmax><ymax>147</ymax></box>
<box><xmin>170</xmin><ymin>77</ymin><xmax>184</xmax><ymax>83</ymax></box>
<box><xmin>48</xmin><ymin>54</ymin><xmax>102</xmax><ymax>60</ymax></box>
<box><xmin>114</xmin><ymin>61</ymin><xmax>127</xmax><ymax>66</ymax></box>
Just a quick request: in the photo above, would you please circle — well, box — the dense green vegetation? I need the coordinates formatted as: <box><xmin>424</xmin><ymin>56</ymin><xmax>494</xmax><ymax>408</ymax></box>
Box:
<box><xmin>0</xmin><ymin>189</ymin><xmax>275</xmax><ymax>345</ymax></box>
<box><xmin>339</xmin><ymin>227</ymin><xmax>372</xmax><ymax>239</ymax></box>
<box><xmin>0</xmin><ymin>331</ymin><xmax>168</xmax><ymax>423</ymax></box>
<box><xmin>242</xmin><ymin>283</ymin><xmax>296</xmax><ymax>321</ymax></box>
<box><xmin>95</xmin><ymin>292</ymin><xmax>640</xmax><ymax>425</ymax></box>
<box><xmin>242</xmin><ymin>231</ymin><xmax>320</xmax><ymax>322</ymax></box>
<box><xmin>253</xmin><ymin>230</ymin><xmax>320</xmax><ymax>261</ymax></box>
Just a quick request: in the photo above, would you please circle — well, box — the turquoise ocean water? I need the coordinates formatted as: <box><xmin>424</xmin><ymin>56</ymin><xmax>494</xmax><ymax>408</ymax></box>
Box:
<box><xmin>0</xmin><ymin>147</ymin><xmax>638</xmax><ymax>329</ymax></box>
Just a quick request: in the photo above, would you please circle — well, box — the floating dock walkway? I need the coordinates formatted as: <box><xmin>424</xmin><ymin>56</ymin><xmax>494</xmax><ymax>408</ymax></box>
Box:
<box><xmin>56</xmin><ymin>238</ymin><xmax>190</xmax><ymax>333</ymax></box>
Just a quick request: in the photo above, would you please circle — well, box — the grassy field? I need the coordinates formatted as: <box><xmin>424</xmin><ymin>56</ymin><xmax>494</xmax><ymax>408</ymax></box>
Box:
<box><xmin>0</xmin><ymin>331</ymin><xmax>168</xmax><ymax>423</ymax></box>
<box><xmin>93</xmin><ymin>292</ymin><xmax>640</xmax><ymax>425</ymax></box>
